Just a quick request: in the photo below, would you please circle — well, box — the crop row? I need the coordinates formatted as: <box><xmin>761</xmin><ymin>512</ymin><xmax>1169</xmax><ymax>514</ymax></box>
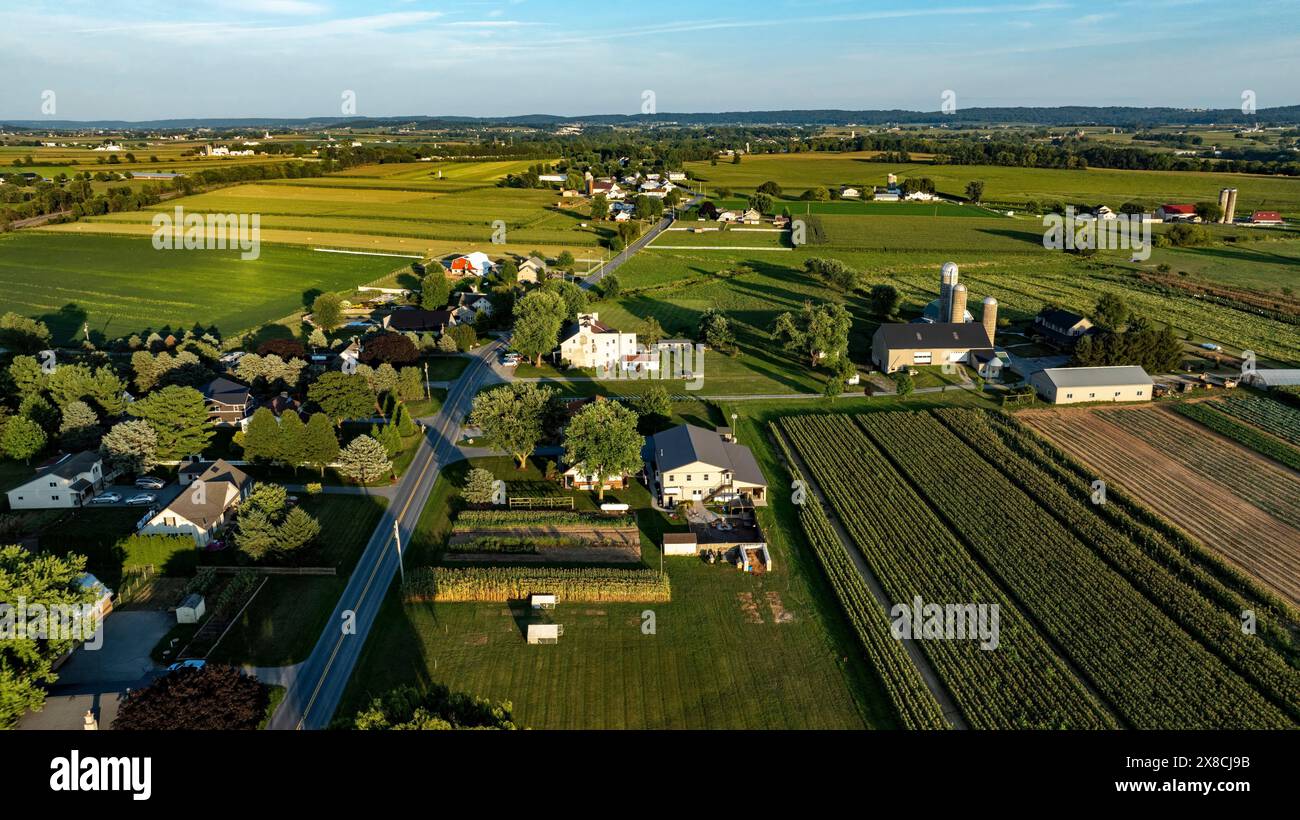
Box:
<box><xmin>769</xmin><ymin>424</ymin><xmax>948</xmax><ymax>730</ymax></box>
<box><xmin>779</xmin><ymin>414</ymin><xmax>1116</xmax><ymax>729</ymax></box>
<box><xmin>454</xmin><ymin>510</ymin><xmax>638</xmax><ymax>529</ymax></box>
<box><xmin>855</xmin><ymin>410</ymin><xmax>1293</xmax><ymax>729</ymax></box>
<box><xmin>1098</xmin><ymin>407</ymin><xmax>1300</xmax><ymax>530</ymax></box>
<box><xmin>981</xmin><ymin>410</ymin><xmax>1300</xmax><ymax>648</ymax></box>
<box><xmin>933</xmin><ymin>408</ymin><xmax>1300</xmax><ymax>722</ymax></box>
<box><xmin>404</xmin><ymin>566</ymin><xmax>671</xmax><ymax>603</ymax></box>
<box><xmin>1175</xmin><ymin>400</ymin><xmax>1300</xmax><ymax>471</ymax></box>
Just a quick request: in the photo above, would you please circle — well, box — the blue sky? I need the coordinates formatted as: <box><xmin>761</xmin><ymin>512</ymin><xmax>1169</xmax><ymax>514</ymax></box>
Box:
<box><xmin>2</xmin><ymin>0</ymin><xmax>1298</xmax><ymax>120</ymax></box>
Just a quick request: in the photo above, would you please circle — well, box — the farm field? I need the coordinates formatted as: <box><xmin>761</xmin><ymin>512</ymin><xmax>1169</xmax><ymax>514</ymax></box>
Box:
<box><xmin>34</xmin><ymin>161</ymin><xmax>604</xmax><ymax>261</ymax></box>
<box><xmin>1021</xmin><ymin>405</ymin><xmax>1300</xmax><ymax>605</ymax></box>
<box><xmin>338</xmin><ymin>455</ymin><xmax>894</xmax><ymax>729</ymax></box>
<box><xmin>0</xmin><ymin>231</ymin><xmax>401</xmax><ymax>344</ymax></box>
<box><xmin>686</xmin><ymin>151</ymin><xmax>1300</xmax><ymax>212</ymax></box>
<box><xmin>608</xmin><ymin>218</ymin><xmax>1300</xmax><ymax>365</ymax></box>
<box><xmin>779</xmin><ymin>408</ymin><xmax>1299</xmax><ymax>729</ymax></box>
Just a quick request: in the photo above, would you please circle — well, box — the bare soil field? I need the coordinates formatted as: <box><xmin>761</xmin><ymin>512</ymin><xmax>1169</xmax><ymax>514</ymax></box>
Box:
<box><xmin>1022</xmin><ymin>406</ymin><xmax>1300</xmax><ymax>605</ymax></box>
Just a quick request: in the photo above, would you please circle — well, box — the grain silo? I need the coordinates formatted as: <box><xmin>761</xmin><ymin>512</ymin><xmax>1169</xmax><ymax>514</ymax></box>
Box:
<box><xmin>1217</xmin><ymin>188</ymin><xmax>1231</xmax><ymax>223</ymax></box>
<box><xmin>940</xmin><ymin>262</ymin><xmax>959</xmax><ymax>322</ymax></box>
<box><xmin>1225</xmin><ymin>188</ymin><xmax>1238</xmax><ymax>224</ymax></box>
<box><xmin>981</xmin><ymin>296</ymin><xmax>998</xmax><ymax>345</ymax></box>
<box><xmin>950</xmin><ymin>283</ymin><xmax>968</xmax><ymax>325</ymax></box>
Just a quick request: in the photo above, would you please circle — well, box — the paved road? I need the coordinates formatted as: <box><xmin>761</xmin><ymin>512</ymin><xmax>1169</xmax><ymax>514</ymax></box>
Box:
<box><xmin>267</xmin><ymin>339</ymin><xmax>505</xmax><ymax>729</ymax></box>
<box><xmin>579</xmin><ymin>195</ymin><xmax>702</xmax><ymax>290</ymax></box>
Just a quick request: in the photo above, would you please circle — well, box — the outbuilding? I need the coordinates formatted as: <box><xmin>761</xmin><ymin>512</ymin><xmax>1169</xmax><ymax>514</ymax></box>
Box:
<box><xmin>1029</xmin><ymin>366</ymin><xmax>1153</xmax><ymax>405</ymax></box>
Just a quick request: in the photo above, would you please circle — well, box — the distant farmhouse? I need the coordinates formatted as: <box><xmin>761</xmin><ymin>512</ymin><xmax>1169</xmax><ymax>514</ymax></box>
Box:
<box><xmin>1030</xmin><ymin>366</ymin><xmax>1154</xmax><ymax>405</ymax></box>
<box><xmin>1034</xmin><ymin>307</ymin><xmax>1096</xmax><ymax>349</ymax></box>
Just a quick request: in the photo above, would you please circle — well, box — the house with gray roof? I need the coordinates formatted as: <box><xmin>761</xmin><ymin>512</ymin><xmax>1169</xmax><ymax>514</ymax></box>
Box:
<box><xmin>643</xmin><ymin>424</ymin><xmax>767</xmax><ymax>507</ymax></box>
<box><xmin>137</xmin><ymin>459</ymin><xmax>252</xmax><ymax>545</ymax></box>
<box><xmin>6</xmin><ymin>451</ymin><xmax>105</xmax><ymax>510</ymax></box>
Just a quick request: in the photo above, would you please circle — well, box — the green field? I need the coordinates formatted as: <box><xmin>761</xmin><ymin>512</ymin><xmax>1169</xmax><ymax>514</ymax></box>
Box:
<box><xmin>0</xmin><ymin>231</ymin><xmax>400</xmax><ymax>344</ymax></box>
<box><xmin>687</xmin><ymin>151</ymin><xmax>1300</xmax><ymax>212</ymax></box>
<box><xmin>338</xmin><ymin>452</ymin><xmax>899</xmax><ymax>729</ymax></box>
<box><xmin>37</xmin><ymin>161</ymin><xmax>605</xmax><ymax>261</ymax></box>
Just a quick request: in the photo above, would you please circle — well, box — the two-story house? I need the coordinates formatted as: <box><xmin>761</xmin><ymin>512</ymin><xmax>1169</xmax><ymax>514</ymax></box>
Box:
<box><xmin>643</xmin><ymin>424</ymin><xmax>767</xmax><ymax>508</ymax></box>
<box><xmin>6</xmin><ymin>452</ymin><xmax>105</xmax><ymax>510</ymax></box>
<box><xmin>557</xmin><ymin>313</ymin><xmax>638</xmax><ymax>372</ymax></box>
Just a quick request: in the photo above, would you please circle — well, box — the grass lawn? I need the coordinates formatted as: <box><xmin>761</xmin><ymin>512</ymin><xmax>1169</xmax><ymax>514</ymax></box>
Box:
<box><xmin>208</xmin><ymin>494</ymin><xmax>388</xmax><ymax>666</ymax></box>
<box><xmin>337</xmin><ymin>445</ymin><xmax>904</xmax><ymax>729</ymax></box>
<box><xmin>422</xmin><ymin>356</ymin><xmax>470</xmax><ymax>382</ymax></box>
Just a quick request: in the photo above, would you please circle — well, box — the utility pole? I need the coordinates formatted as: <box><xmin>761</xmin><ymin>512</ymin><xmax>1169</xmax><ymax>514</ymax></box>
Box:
<box><xmin>423</xmin><ymin>360</ymin><xmax>430</xmax><ymax>400</ymax></box>
<box><xmin>393</xmin><ymin>520</ymin><xmax>404</xmax><ymax>584</ymax></box>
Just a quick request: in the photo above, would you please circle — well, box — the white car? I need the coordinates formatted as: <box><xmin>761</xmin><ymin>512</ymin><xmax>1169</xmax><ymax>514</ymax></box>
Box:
<box><xmin>125</xmin><ymin>492</ymin><xmax>156</xmax><ymax>506</ymax></box>
<box><xmin>88</xmin><ymin>493</ymin><xmax>122</xmax><ymax>505</ymax></box>
<box><xmin>501</xmin><ymin>353</ymin><xmax>521</xmax><ymax>366</ymax></box>
<box><xmin>135</xmin><ymin>476</ymin><xmax>166</xmax><ymax>490</ymax></box>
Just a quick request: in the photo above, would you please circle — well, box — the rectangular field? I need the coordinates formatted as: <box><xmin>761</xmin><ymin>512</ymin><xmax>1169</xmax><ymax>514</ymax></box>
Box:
<box><xmin>0</xmin><ymin>232</ymin><xmax>401</xmax><ymax>344</ymax></box>
<box><xmin>1021</xmin><ymin>404</ymin><xmax>1300</xmax><ymax>605</ymax></box>
<box><xmin>779</xmin><ymin>408</ymin><xmax>1298</xmax><ymax>729</ymax></box>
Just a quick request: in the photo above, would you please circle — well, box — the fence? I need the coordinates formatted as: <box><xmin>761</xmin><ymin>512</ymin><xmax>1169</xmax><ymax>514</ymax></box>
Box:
<box><xmin>508</xmin><ymin>496</ymin><xmax>575</xmax><ymax>510</ymax></box>
<box><xmin>208</xmin><ymin>566</ymin><xmax>337</xmax><ymax>576</ymax></box>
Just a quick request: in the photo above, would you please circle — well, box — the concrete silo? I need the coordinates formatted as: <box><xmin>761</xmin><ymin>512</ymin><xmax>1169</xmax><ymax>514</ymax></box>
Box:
<box><xmin>1217</xmin><ymin>188</ymin><xmax>1231</xmax><ymax>223</ymax></box>
<box><xmin>950</xmin><ymin>283</ymin><xmax>968</xmax><ymax>325</ymax></box>
<box><xmin>940</xmin><ymin>261</ymin><xmax>959</xmax><ymax>323</ymax></box>
<box><xmin>1225</xmin><ymin>188</ymin><xmax>1238</xmax><ymax>224</ymax></box>
<box><xmin>981</xmin><ymin>296</ymin><xmax>998</xmax><ymax>345</ymax></box>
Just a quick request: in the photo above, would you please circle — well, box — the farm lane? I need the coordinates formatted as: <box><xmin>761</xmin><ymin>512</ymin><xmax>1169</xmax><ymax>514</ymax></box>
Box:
<box><xmin>581</xmin><ymin>194</ymin><xmax>702</xmax><ymax>289</ymax></box>
<box><xmin>267</xmin><ymin>337</ymin><xmax>506</xmax><ymax>730</ymax></box>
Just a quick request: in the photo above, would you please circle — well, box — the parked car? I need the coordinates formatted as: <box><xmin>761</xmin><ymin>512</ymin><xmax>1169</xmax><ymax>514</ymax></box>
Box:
<box><xmin>501</xmin><ymin>352</ymin><xmax>521</xmax><ymax>366</ymax></box>
<box><xmin>135</xmin><ymin>476</ymin><xmax>166</xmax><ymax>490</ymax></box>
<box><xmin>166</xmin><ymin>660</ymin><xmax>206</xmax><ymax>672</ymax></box>
<box><xmin>125</xmin><ymin>492</ymin><xmax>156</xmax><ymax>506</ymax></box>
<box><xmin>87</xmin><ymin>492</ymin><xmax>122</xmax><ymax>505</ymax></box>
<box><xmin>1200</xmin><ymin>342</ymin><xmax>1222</xmax><ymax>351</ymax></box>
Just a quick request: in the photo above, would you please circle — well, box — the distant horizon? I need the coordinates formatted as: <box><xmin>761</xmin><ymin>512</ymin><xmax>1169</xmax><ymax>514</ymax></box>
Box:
<box><xmin>4</xmin><ymin>0</ymin><xmax>1298</xmax><ymax>121</ymax></box>
<box><xmin>5</xmin><ymin>101</ymin><xmax>1300</xmax><ymax>129</ymax></box>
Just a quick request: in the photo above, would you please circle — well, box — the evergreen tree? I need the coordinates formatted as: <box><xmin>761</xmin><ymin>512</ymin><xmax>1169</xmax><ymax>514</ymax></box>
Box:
<box><xmin>277</xmin><ymin>507</ymin><xmax>322</xmax><ymax>553</ymax></box>
<box><xmin>279</xmin><ymin>411</ymin><xmax>307</xmax><ymax>473</ymax></box>
<box><xmin>463</xmin><ymin>467</ymin><xmax>498</xmax><ymax>505</ymax></box>
<box><xmin>302</xmin><ymin>413</ymin><xmax>340</xmax><ymax>477</ymax></box>
<box><xmin>337</xmin><ymin>435</ymin><xmax>393</xmax><ymax>484</ymax></box>
<box><xmin>100</xmin><ymin>420</ymin><xmax>158</xmax><ymax>474</ymax></box>
<box><xmin>58</xmin><ymin>400</ymin><xmax>102</xmax><ymax>451</ymax></box>
<box><xmin>241</xmin><ymin>407</ymin><xmax>282</xmax><ymax>463</ymax></box>
<box><xmin>1</xmin><ymin>416</ymin><xmax>47</xmax><ymax>463</ymax></box>
<box><xmin>421</xmin><ymin>269</ymin><xmax>450</xmax><ymax>310</ymax></box>
<box><xmin>127</xmin><ymin>385</ymin><xmax>213</xmax><ymax>460</ymax></box>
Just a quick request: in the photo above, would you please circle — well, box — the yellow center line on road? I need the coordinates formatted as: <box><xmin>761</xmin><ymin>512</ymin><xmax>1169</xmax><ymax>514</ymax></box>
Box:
<box><xmin>292</xmin><ymin>344</ymin><xmax>497</xmax><ymax>728</ymax></box>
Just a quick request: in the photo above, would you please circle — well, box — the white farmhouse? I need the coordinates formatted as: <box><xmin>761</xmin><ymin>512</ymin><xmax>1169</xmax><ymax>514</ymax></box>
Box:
<box><xmin>557</xmin><ymin>313</ymin><xmax>638</xmax><ymax>371</ymax></box>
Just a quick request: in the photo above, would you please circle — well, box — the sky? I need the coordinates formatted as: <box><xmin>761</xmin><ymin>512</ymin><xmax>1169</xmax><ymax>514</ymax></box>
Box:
<box><xmin>2</xmin><ymin>0</ymin><xmax>1298</xmax><ymax>120</ymax></box>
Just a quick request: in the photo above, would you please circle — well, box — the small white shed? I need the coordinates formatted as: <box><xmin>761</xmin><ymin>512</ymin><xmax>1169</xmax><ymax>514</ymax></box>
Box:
<box><xmin>527</xmin><ymin>621</ymin><xmax>562</xmax><ymax>644</ymax></box>
<box><xmin>663</xmin><ymin>532</ymin><xmax>699</xmax><ymax>556</ymax></box>
<box><xmin>530</xmin><ymin>593</ymin><xmax>558</xmax><ymax>610</ymax></box>
<box><xmin>176</xmin><ymin>593</ymin><xmax>206</xmax><ymax>624</ymax></box>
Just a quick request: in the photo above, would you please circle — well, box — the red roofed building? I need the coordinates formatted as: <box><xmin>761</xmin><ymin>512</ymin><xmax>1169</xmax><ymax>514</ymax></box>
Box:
<box><xmin>1250</xmin><ymin>211</ymin><xmax>1284</xmax><ymax>225</ymax></box>
<box><xmin>1156</xmin><ymin>204</ymin><xmax>1198</xmax><ymax>222</ymax></box>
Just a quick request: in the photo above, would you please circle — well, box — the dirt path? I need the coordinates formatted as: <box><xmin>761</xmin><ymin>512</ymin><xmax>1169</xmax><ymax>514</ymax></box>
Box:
<box><xmin>778</xmin><ymin>428</ymin><xmax>968</xmax><ymax>729</ymax></box>
<box><xmin>1022</xmin><ymin>407</ymin><xmax>1300</xmax><ymax>605</ymax></box>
